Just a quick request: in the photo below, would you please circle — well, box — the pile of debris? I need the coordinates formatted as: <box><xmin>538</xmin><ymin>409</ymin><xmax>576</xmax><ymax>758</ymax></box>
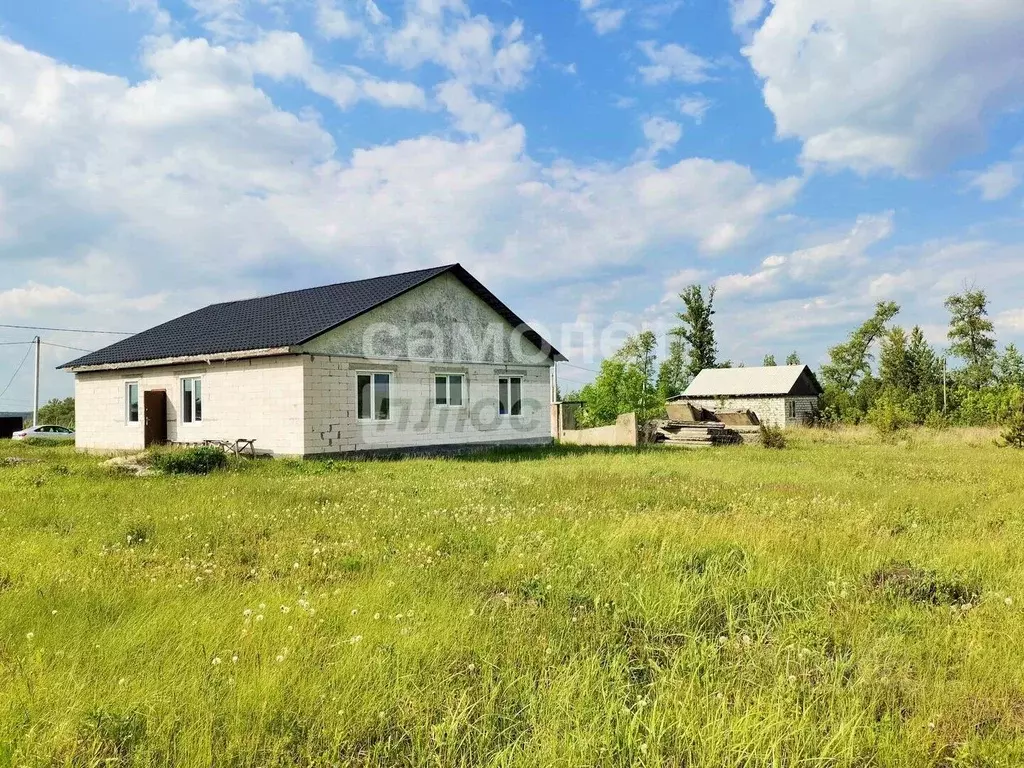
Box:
<box><xmin>651</xmin><ymin>403</ymin><xmax>761</xmax><ymax>448</ymax></box>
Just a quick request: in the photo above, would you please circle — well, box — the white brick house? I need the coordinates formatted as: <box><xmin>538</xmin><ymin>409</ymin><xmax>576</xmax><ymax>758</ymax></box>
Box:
<box><xmin>61</xmin><ymin>265</ymin><xmax>564</xmax><ymax>457</ymax></box>
<box><xmin>670</xmin><ymin>365</ymin><xmax>823</xmax><ymax>428</ymax></box>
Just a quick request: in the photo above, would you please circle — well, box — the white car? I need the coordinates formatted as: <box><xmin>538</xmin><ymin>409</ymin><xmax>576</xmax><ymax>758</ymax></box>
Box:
<box><xmin>12</xmin><ymin>425</ymin><xmax>76</xmax><ymax>441</ymax></box>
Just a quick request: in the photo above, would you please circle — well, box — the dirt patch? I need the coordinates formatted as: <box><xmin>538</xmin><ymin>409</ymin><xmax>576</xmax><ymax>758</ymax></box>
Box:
<box><xmin>868</xmin><ymin>561</ymin><xmax>979</xmax><ymax>606</ymax></box>
<box><xmin>1</xmin><ymin>457</ymin><xmax>40</xmax><ymax>467</ymax></box>
<box><xmin>101</xmin><ymin>455</ymin><xmax>156</xmax><ymax>477</ymax></box>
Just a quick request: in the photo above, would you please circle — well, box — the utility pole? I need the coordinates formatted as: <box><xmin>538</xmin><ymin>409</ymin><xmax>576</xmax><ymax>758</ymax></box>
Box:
<box><xmin>32</xmin><ymin>336</ymin><xmax>40</xmax><ymax>427</ymax></box>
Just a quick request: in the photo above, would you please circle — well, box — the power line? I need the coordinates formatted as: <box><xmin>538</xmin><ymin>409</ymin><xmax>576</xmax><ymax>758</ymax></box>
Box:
<box><xmin>0</xmin><ymin>341</ymin><xmax>32</xmax><ymax>346</ymax></box>
<box><xmin>42</xmin><ymin>341</ymin><xmax>96</xmax><ymax>354</ymax></box>
<box><xmin>0</xmin><ymin>345</ymin><xmax>33</xmax><ymax>402</ymax></box>
<box><xmin>0</xmin><ymin>323</ymin><xmax>131</xmax><ymax>335</ymax></box>
<box><xmin>561</xmin><ymin>361</ymin><xmax>602</xmax><ymax>375</ymax></box>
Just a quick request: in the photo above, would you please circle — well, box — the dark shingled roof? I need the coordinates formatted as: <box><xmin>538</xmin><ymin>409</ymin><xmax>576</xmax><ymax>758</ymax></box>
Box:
<box><xmin>61</xmin><ymin>264</ymin><xmax>564</xmax><ymax>369</ymax></box>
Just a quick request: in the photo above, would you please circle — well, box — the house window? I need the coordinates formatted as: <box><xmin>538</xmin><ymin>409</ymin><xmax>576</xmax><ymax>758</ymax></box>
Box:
<box><xmin>787</xmin><ymin>400</ymin><xmax>797</xmax><ymax>419</ymax></box>
<box><xmin>126</xmin><ymin>382</ymin><xmax>139</xmax><ymax>423</ymax></box>
<box><xmin>435</xmin><ymin>374</ymin><xmax>464</xmax><ymax>407</ymax></box>
<box><xmin>498</xmin><ymin>376</ymin><xmax>522</xmax><ymax>416</ymax></box>
<box><xmin>357</xmin><ymin>373</ymin><xmax>391</xmax><ymax>421</ymax></box>
<box><xmin>181</xmin><ymin>377</ymin><xmax>203</xmax><ymax>423</ymax></box>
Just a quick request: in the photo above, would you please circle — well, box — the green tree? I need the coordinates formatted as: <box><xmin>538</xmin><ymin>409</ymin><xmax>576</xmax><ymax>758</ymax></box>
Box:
<box><xmin>656</xmin><ymin>337</ymin><xmax>688</xmax><ymax>400</ymax></box>
<box><xmin>615</xmin><ymin>331</ymin><xmax>660</xmax><ymax>421</ymax></box>
<box><xmin>673</xmin><ymin>284</ymin><xmax>717</xmax><ymax>380</ymax></box>
<box><xmin>879</xmin><ymin>327</ymin><xmax>912</xmax><ymax>394</ymax></box>
<box><xmin>785</xmin><ymin>352</ymin><xmax>801</xmax><ymax>366</ymax></box>
<box><xmin>906</xmin><ymin>326</ymin><xmax>943</xmax><ymax>416</ymax></box>
<box><xmin>38</xmin><ymin>397</ymin><xmax>75</xmax><ymax>428</ymax></box>
<box><xmin>822</xmin><ymin>301</ymin><xmax>901</xmax><ymax>392</ymax></box>
<box><xmin>945</xmin><ymin>288</ymin><xmax>996</xmax><ymax>389</ymax></box>
<box><xmin>762</xmin><ymin>354</ymin><xmax>777</xmax><ymax>367</ymax></box>
<box><xmin>997</xmin><ymin>343</ymin><xmax>1024</xmax><ymax>389</ymax></box>
<box><xmin>820</xmin><ymin>301</ymin><xmax>900</xmax><ymax>422</ymax></box>
<box><xmin>577</xmin><ymin>359</ymin><xmax>628</xmax><ymax>427</ymax></box>
<box><xmin>577</xmin><ymin>332</ymin><xmax>662</xmax><ymax>425</ymax></box>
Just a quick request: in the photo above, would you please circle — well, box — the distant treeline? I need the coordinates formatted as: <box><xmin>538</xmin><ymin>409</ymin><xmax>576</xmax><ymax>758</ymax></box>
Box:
<box><xmin>564</xmin><ymin>285</ymin><xmax>1024</xmax><ymax>431</ymax></box>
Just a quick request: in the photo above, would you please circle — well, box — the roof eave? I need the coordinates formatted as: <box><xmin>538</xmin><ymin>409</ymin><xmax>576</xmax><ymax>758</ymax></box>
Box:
<box><xmin>61</xmin><ymin>346</ymin><xmax>296</xmax><ymax>373</ymax></box>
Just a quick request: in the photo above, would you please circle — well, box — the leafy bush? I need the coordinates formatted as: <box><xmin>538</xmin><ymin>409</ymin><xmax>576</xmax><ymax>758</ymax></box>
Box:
<box><xmin>866</xmin><ymin>397</ymin><xmax>914</xmax><ymax>435</ymax></box>
<box><xmin>759</xmin><ymin>423</ymin><xmax>787</xmax><ymax>449</ymax></box>
<box><xmin>1000</xmin><ymin>408</ymin><xmax>1024</xmax><ymax>448</ymax></box>
<box><xmin>151</xmin><ymin>447</ymin><xmax>228</xmax><ymax>475</ymax></box>
<box><xmin>954</xmin><ymin>384</ymin><xmax>1024</xmax><ymax>426</ymax></box>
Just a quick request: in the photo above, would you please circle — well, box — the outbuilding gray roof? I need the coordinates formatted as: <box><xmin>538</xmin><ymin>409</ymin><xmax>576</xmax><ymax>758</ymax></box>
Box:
<box><xmin>60</xmin><ymin>264</ymin><xmax>564</xmax><ymax>369</ymax></box>
<box><xmin>678</xmin><ymin>365</ymin><xmax>823</xmax><ymax>398</ymax></box>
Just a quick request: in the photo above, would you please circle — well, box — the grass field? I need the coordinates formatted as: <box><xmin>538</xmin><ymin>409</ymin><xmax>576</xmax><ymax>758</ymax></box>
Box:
<box><xmin>2</xmin><ymin>430</ymin><xmax>1024</xmax><ymax>766</ymax></box>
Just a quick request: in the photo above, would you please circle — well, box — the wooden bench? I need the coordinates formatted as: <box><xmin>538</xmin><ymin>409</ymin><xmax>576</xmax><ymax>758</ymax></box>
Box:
<box><xmin>167</xmin><ymin>439</ymin><xmax>257</xmax><ymax>457</ymax></box>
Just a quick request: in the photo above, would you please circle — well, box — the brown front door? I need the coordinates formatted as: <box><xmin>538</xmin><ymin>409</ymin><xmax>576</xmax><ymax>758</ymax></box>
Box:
<box><xmin>144</xmin><ymin>390</ymin><xmax>167</xmax><ymax>447</ymax></box>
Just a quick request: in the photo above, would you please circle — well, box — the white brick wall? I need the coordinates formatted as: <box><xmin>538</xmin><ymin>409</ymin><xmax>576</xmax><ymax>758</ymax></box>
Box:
<box><xmin>75</xmin><ymin>354</ymin><xmax>554</xmax><ymax>456</ymax></box>
<box><xmin>74</xmin><ymin>356</ymin><xmax>305</xmax><ymax>455</ymax></box>
<box><xmin>303</xmin><ymin>356</ymin><xmax>553</xmax><ymax>454</ymax></box>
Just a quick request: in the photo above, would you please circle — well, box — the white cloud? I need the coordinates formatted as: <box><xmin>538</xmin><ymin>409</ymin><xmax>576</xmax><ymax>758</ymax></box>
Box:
<box><xmin>315</xmin><ymin>0</ymin><xmax>364</xmax><ymax>40</ymax></box>
<box><xmin>183</xmin><ymin>0</ymin><xmax>249</xmax><ymax>38</ymax></box>
<box><xmin>126</xmin><ymin>0</ymin><xmax>173</xmax><ymax>31</ymax></box>
<box><xmin>997</xmin><ymin>309</ymin><xmax>1024</xmax><ymax>333</ymax></box>
<box><xmin>237</xmin><ymin>31</ymin><xmax>427</xmax><ymax>109</ymax></box>
<box><xmin>717</xmin><ymin>212</ymin><xmax>895</xmax><ymax>298</ymax></box>
<box><xmin>642</xmin><ymin>117</ymin><xmax>682</xmax><ymax>157</ymax></box>
<box><xmin>436</xmin><ymin>80</ymin><xmax>513</xmax><ymax>136</ymax></box>
<box><xmin>591</xmin><ymin>8</ymin><xmax>626</xmax><ymax>34</ymax></box>
<box><xmin>676</xmin><ymin>94</ymin><xmax>711</xmax><ymax>123</ymax></box>
<box><xmin>638</xmin><ymin>41</ymin><xmax>715</xmax><ymax>85</ymax></box>
<box><xmin>729</xmin><ymin>0</ymin><xmax>766</xmax><ymax>34</ymax></box>
<box><xmin>743</xmin><ymin>0</ymin><xmax>1024</xmax><ymax>176</ymax></box>
<box><xmin>636</xmin><ymin>1</ymin><xmax>684</xmax><ymax>30</ymax></box>
<box><xmin>0</xmin><ymin>283</ymin><xmax>165</xmax><ymax>318</ymax></box>
<box><xmin>968</xmin><ymin>160</ymin><xmax>1021</xmax><ymax>201</ymax></box>
<box><xmin>576</xmin><ymin>0</ymin><xmax>626</xmax><ymax>35</ymax></box>
<box><xmin>384</xmin><ymin>3</ymin><xmax>536</xmax><ymax>90</ymax></box>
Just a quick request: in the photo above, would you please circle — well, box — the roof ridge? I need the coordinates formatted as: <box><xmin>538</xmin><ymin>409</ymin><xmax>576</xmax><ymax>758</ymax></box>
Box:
<box><xmin>209</xmin><ymin>264</ymin><xmax>458</xmax><ymax>308</ymax></box>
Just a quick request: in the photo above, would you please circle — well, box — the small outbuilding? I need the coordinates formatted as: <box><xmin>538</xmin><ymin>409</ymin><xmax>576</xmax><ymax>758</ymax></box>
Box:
<box><xmin>670</xmin><ymin>365</ymin><xmax>822</xmax><ymax>428</ymax></box>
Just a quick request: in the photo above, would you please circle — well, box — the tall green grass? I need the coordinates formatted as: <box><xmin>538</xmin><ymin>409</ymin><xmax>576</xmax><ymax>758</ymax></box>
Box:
<box><xmin>2</xmin><ymin>430</ymin><xmax>1023</xmax><ymax>766</ymax></box>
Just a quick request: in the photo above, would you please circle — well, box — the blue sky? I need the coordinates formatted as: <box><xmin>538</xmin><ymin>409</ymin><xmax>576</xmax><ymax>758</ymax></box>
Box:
<box><xmin>1</xmin><ymin>0</ymin><xmax>1023</xmax><ymax>405</ymax></box>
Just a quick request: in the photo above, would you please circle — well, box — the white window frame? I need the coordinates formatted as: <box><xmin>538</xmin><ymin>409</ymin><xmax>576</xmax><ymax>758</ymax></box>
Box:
<box><xmin>180</xmin><ymin>376</ymin><xmax>204</xmax><ymax>424</ymax></box>
<box><xmin>787</xmin><ymin>400</ymin><xmax>797</xmax><ymax>419</ymax></box>
<box><xmin>434</xmin><ymin>373</ymin><xmax>466</xmax><ymax>408</ymax></box>
<box><xmin>356</xmin><ymin>371</ymin><xmax>392</xmax><ymax>422</ymax></box>
<box><xmin>498</xmin><ymin>376</ymin><xmax>523</xmax><ymax>417</ymax></box>
<box><xmin>125</xmin><ymin>381</ymin><xmax>140</xmax><ymax>424</ymax></box>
